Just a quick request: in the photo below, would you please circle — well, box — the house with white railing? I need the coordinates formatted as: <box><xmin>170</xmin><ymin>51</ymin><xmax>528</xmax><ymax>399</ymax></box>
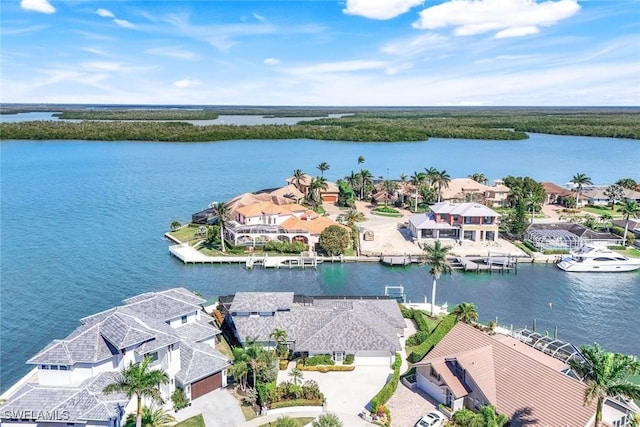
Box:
<box><xmin>0</xmin><ymin>288</ymin><xmax>230</xmax><ymax>427</ymax></box>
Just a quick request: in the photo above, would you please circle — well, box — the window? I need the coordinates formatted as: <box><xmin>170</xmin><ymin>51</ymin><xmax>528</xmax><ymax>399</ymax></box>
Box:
<box><xmin>464</xmin><ymin>216</ymin><xmax>472</xmax><ymax>224</ymax></box>
<box><xmin>181</xmin><ymin>315</ymin><xmax>187</xmax><ymax>324</ymax></box>
<box><xmin>147</xmin><ymin>352</ymin><xmax>159</xmax><ymax>362</ymax></box>
<box><xmin>59</xmin><ymin>365</ymin><xmax>69</xmax><ymax>371</ymax></box>
<box><xmin>483</xmin><ymin>216</ymin><xmax>493</xmax><ymax>224</ymax></box>
<box><xmin>41</xmin><ymin>365</ymin><xmax>50</xmax><ymax>370</ymax></box>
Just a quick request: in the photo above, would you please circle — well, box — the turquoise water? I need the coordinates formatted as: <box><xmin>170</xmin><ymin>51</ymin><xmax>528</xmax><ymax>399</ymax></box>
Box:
<box><xmin>1</xmin><ymin>136</ymin><xmax>639</xmax><ymax>392</ymax></box>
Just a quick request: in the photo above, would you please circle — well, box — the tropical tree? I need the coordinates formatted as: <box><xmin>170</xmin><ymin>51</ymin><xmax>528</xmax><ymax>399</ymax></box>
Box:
<box><xmin>569</xmin><ymin>343</ymin><xmax>640</xmax><ymax>427</ymax></box>
<box><xmin>272</xmin><ymin>416</ymin><xmax>298</xmax><ymax>427</ymax></box>
<box><xmin>359</xmin><ymin>169</ymin><xmax>374</xmax><ymax>200</ymax></box>
<box><xmin>452</xmin><ymin>302</ymin><xmax>479</xmax><ymax>324</ymax></box>
<box><xmin>289</xmin><ymin>367</ymin><xmax>304</xmax><ymax>385</ymax></box>
<box><xmin>424</xmin><ymin>167</ymin><xmax>439</xmax><ymax>188</ymax></box>
<box><xmin>228</xmin><ymin>352</ymin><xmax>249</xmax><ymax>391</ymax></box>
<box><xmin>103</xmin><ymin>356</ymin><xmax>170</xmax><ymax>427</ymax></box>
<box><xmin>245</xmin><ymin>340</ymin><xmax>268</xmax><ymax>388</ymax></box>
<box><xmin>205</xmin><ymin>225</ymin><xmax>220</xmax><ymax>245</ymax></box>
<box><xmin>357</xmin><ymin>155</ymin><xmax>365</xmax><ymax>165</ymax></box>
<box><xmin>469</xmin><ymin>173</ymin><xmax>489</xmax><ymax>185</ymax></box>
<box><xmin>337</xmin><ymin>208</ymin><xmax>365</xmax><ymax>228</ymax></box>
<box><xmin>410</xmin><ymin>171</ymin><xmax>426</xmax><ymax>211</ymax></box>
<box><xmin>270</xmin><ymin>328</ymin><xmax>287</xmax><ymax>347</ymax></box>
<box><xmin>615</xmin><ymin>178</ymin><xmax>637</xmax><ymax>190</ymax></box>
<box><xmin>313</xmin><ymin>413</ymin><xmax>344</xmax><ymax>427</ymax></box>
<box><xmin>170</xmin><ymin>220</ymin><xmax>181</xmax><ymax>231</ymax></box>
<box><xmin>432</xmin><ymin>170</ymin><xmax>451</xmax><ymax>203</ymax></box>
<box><xmin>307</xmin><ymin>177</ymin><xmax>328</xmax><ymax>209</ymax></box>
<box><xmin>213</xmin><ymin>201</ymin><xmax>232</xmax><ymax>252</ymax></box>
<box><xmin>124</xmin><ymin>405</ymin><xmax>176</xmax><ymax>427</ymax></box>
<box><xmin>570</xmin><ymin>173</ymin><xmax>593</xmax><ymax>207</ymax></box>
<box><xmin>319</xmin><ymin>225</ymin><xmax>351</xmax><ymax>256</ymax></box>
<box><xmin>604</xmin><ymin>184</ymin><xmax>625</xmax><ymax>210</ymax></box>
<box><xmin>422</xmin><ymin>240</ymin><xmax>453</xmax><ymax>317</ymax></box>
<box><xmin>380</xmin><ymin>179</ymin><xmax>399</xmax><ymax>206</ymax></box>
<box><xmin>619</xmin><ymin>200</ymin><xmax>640</xmax><ymax>245</ymax></box>
<box><xmin>292</xmin><ymin>169</ymin><xmax>306</xmax><ymax>192</ymax></box>
<box><xmin>317</xmin><ymin>162</ymin><xmax>330</xmax><ymax>177</ymax></box>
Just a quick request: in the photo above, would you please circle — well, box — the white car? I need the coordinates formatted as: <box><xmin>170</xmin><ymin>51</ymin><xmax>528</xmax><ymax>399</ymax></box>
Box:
<box><xmin>414</xmin><ymin>410</ymin><xmax>446</xmax><ymax>427</ymax></box>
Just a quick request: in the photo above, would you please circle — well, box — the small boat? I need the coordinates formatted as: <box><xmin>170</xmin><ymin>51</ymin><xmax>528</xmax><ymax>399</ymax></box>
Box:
<box><xmin>557</xmin><ymin>244</ymin><xmax>640</xmax><ymax>272</ymax></box>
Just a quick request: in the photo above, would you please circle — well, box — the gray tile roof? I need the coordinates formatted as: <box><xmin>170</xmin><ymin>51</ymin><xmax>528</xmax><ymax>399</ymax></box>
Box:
<box><xmin>174</xmin><ymin>315</ymin><xmax>221</xmax><ymax>343</ymax></box>
<box><xmin>230</xmin><ymin>294</ymin><xmax>404</xmax><ymax>354</ymax></box>
<box><xmin>176</xmin><ymin>342</ymin><xmax>230</xmax><ymax>384</ymax></box>
<box><xmin>123</xmin><ymin>294</ymin><xmax>201</xmax><ymax>322</ymax></box>
<box><xmin>0</xmin><ymin>372</ymin><xmax>128</xmax><ymax>423</ymax></box>
<box><xmin>231</xmin><ymin>292</ymin><xmax>294</xmax><ymax>313</ymax></box>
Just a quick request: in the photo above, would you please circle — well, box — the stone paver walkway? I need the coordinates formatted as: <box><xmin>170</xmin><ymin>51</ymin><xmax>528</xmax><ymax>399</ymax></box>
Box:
<box><xmin>386</xmin><ymin>383</ymin><xmax>439</xmax><ymax>427</ymax></box>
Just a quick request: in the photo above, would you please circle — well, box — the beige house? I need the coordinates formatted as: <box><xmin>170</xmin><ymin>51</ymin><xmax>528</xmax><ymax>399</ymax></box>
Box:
<box><xmin>440</xmin><ymin>178</ymin><xmax>510</xmax><ymax>207</ymax></box>
<box><xmin>408</xmin><ymin>202</ymin><xmax>501</xmax><ymax>242</ymax></box>
<box><xmin>415</xmin><ymin>322</ymin><xmax>635</xmax><ymax>427</ymax></box>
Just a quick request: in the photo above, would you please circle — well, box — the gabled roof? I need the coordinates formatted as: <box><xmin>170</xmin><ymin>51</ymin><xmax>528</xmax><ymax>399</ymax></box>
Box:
<box><xmin>415</xmin><ymin>322</ymin><xmax>595</xmax><ymax>427</ymax></box>
<box><xmin>269</xmin><ymin>184</ymin><xmax>304</xmax><ymax>201</ymax></box>
<box><xmin>175</xmin><ymin>342</ymin><xmax>230</xmax><ymax>384</ymax></box>
<box><xmin>280</xmin><ymin>215</ymin><xmax>350</xmax><ymax>235</ymax></box>
<box><xmin>430</xmin><ymin>202</ymin><xmax>501</xmax><ymax>217</ymax></box>
<box><xmin>0</xmin><ymin>372</ymin><xmax>128</xmax><ymax>423</ymax></box>
<box><xmin>441</xmin><ymin>178</ymin><xmax>490</xmax><ymax>200</ymax></box>
<box><xmin>236</xmin><ymin>201</ymin><xmax>293</xmax><ymax>217</ymax></box>
<box><xmin>541</xmin><ymin>182</ymin><xmax>574</xmax><ymax>196</ymax></box>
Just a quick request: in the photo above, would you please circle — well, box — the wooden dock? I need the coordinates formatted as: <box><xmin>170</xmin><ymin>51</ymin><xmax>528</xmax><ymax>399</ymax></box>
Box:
<box><xmin>380</xmin><ymin>255</ymin><xmax>419</xmax><ymax>266</ymax></box>
<box><xmin>452</xmin><ymin>255</ymin><xmax>518</xmax><ymax>274</ymax></box>
<box><xmin>170</xmin><ymin>244</ymin><xmax>320</xmax><ymax>269</ymax></box>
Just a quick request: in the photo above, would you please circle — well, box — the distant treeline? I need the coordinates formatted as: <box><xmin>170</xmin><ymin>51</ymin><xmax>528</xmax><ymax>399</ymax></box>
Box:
<box><xmin>1</xmin><ymin>108</ymin><xmax>638</xmax><ymax>141</ymax></box>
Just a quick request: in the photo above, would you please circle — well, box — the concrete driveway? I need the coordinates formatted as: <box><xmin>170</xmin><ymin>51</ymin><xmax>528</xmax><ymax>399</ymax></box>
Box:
<box><xmin>173</xmin><ymin>388</ymin><xmax>245</xmax><ymax>427</ymax></box>
<box><xmin>277</xmin><ymin>362</ymin><xmax>392</xmax><ymax>416</ymax></box>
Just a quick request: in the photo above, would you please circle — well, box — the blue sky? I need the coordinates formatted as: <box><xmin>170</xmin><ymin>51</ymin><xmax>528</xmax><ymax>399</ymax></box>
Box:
<box><xmin>1</xmin><ymin>0</ymin><xmax>639</xmax><ymax>106</ymax></box>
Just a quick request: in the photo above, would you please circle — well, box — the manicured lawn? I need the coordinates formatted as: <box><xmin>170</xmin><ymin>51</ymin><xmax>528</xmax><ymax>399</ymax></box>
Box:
<box><xmin>216</xmin><ymin>337</ymin><xmax>234</xmax><ymax>359</ymax></box>
<box><xmin>612</xmin><ymin>248</ymin><xmax>640</xmax><ymax>258</ymax></box>
<box><xmin>257</xmin><ymin>417</ymin><xmax>315</xmax><ymax>427</ymax></box>
<box><xmin>241</xmin><ymin>405</ymin><xmax>258</xmax><ymax>421</ymax></box>
<box><xmin>174</xmin><ymin>415</ymin><xmax>205</xmax><ymax>427</ymax></box>
<box><xmin>168</xmin><ymin>225</ymin><xmax>202</xmax><ymax>244</ymax></box>
<box><xmin>370</xmin><ymin>210</ymin><xmax>404</xmax><ymax>218</ymax></box>
<box><xmin>579</xmin><ymin>205</ymin><xmax>622</xmax><ymax>216</ymax></box>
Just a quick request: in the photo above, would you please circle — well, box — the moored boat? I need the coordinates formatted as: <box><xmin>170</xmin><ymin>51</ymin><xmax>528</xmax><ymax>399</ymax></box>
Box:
<box><xmin>556</xmin><ymin>244</ymin><xmax>640</xmax><ymax>272</ymax></box>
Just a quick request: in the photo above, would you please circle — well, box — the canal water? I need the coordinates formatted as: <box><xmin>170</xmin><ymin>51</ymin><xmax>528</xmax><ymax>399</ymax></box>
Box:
<box><xmin>1</xmin><ymin>136</ymin><xmax>639</xmax><ymax>391</ymax></box>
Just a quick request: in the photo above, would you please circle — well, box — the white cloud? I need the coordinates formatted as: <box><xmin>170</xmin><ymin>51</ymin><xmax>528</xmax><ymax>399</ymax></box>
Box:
<box><xmin>145</xmin><ymin>47</ymin><xmax>199</xmax><ymax>60</ymax></box>
<box><xmin>286</xmin><ymin>60</ymin><xmax>389</xmax><ymax>75</ymax></box>
<box><xmin>381</xmin><ymin>33</ymin><xmax>449</xmax><ymax>56</ymax></box>
<box><xmin>20</xmin><ymin>0</ymin><xmax>55</xmax><ymax>14</ymax></box>
<box><xmin>343</xmin><ymin>0</ymin><xmax>423</xmax><ymax>20</ymax></box>
<box><xmin>253</xmin><ymin>12</ymin><xmax>267</xmax><ymax>23</ymax></box>
<box><xmin>264</xmin><ymin>58</ymin><xmax>280</xmax><ymax>65</ymax></box>
<box><xmin>82</xmin><ymin>47</ymin><xmax>109</xmax><ymax>56</ymax></box>
<box><xmin>113</xmin><ymin>19</ymin><xmax>136</xmax><ymax>29</ymax></box>
<box><xmin>413</xmin><ymin>0</ymin><xmax>580</xmax><ymax>38</ymax></box>
<box><xmin>81</xmin><ymin>61</ymin><xmax>126</xmax><ymax>72</ymax></box>
<box><xmin>96</xmin><ymin>8</ymin><xmax>115</xmax><ymax>19</ymax></box>
<box><xmin>173</xmin><ymin>79</ymin><xmax>200</xmax><ymax>88</ymax></box>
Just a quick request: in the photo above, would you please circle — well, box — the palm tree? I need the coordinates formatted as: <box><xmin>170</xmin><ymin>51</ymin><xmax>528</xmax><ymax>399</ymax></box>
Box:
<box><xmin>432</xmin><ymin>170</ymin><xmax>451</xmax><ymax>203</ymax></box>
<box><xmin>424</xmin><ymin>167</ymin><xmax>439</xmax><ymax>187</ymax></box>
<box><xmin>357</xmin><ymin>155</ymin><xmax>365</xmax><ymax>165</ymax></box>
<box><xmin>599</xmin><ymin>213</ymin><xmax>613</xmax><ymax>231</ymax></box>
<box><xmin>213</xmin><ymin>201</ymin><xmax>232</xmax><ymax>252</ymax></box>
<box><xmin>170</xmin><ymin>220</ymin><xmax>181</xmax><ymax>231</ymax></box>
<box><xmin>619</xmin><ymin>200</ymin><xmax>640</xmax><ymax>245</ymax></box>
<box><xmin>245</xmin><ymin>340</ymin><xmax>267</xmax><ymax>388</ymax></box>
<box><xmin>288</xmin><ymin>367</ymin><xmax>304</xmax><ymax>385</ymax></box>
<box><xmin>125</xmin><ymin>405</ymin><xmax>176</xmax><ymax>427</ymax></box>
<box><xmin>103</xmin><ymin>356</ymin><xmax>170</xmax><ymax>427</ymax></box>
<box><xmin>422</xmin><ymin>240</ymin><xmax>453</xmax><ymax>317</ymax></box>
<box><xmin>469</xmin><ymin>173</ymin><xmax>489</xmax><ymax>185</ymax></box>
<box><xmin>452</xmin><ymin>302</ymin><xmax>479</xmax><ymax>324</ymax></box>
<box><xmin>308</xmin><ymin>176</ymin><xmax>328</xmax><ymax>209</ymax></box>
<box><xmin>273</xmin><ymin>416</ymin><xmax>298</xmax><ymax>427</ymax></box>
<box><xmin>313</xmin><ymin>413</ymin><xmax>344</xmax><ymax>427</ymax></box>
<box><xmin>270</xmin><ymin>328</ymin><xmax>287</xmax><ymax>347</ymax></box>
<box><xmin>570</xmin><ymin>173</ymin><xmax>592</xmax><ymax>207</ymax></box>
<box><xmin>317</xmin><ymin>162</ymin><xmax>330</xmax><ymax>177</ymax></box>
<box><xmin>359</xmin><ymin>169</ymin><xmax>373</xmax><ymax>199</ymax></box>
<box><xmin>410</xmin><ymin>171</ymin><xmax>426</xmax><ymax>211</ymax></box>
<box><xmin>292</xmin><ymin>169</ymin><xmax>305</xmax><ymax>191</ymax></box>
<box><xmin>604</xmin><ymin>184</ymin><xmax>625</xmax><ymax>210</ymax></box>
<box><xmin>337</xmin><ymin>208</ymin><xmax>366</xmax><ymax>228</ymax></box>
<box><xmin>381</xmin><ymin>179</ymin><xmax>399</xmax><ymax>206</ymax></box>
<box><xmin>569</xmin><ymin>343</ymin><xmax>640</xmax><ymax>427</ymax></box>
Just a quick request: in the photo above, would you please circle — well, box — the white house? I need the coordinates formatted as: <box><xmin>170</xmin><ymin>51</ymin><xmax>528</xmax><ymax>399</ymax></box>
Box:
<box><xmin>0</xmin><ymin>288</ymin><xmax>230</xmax><ymax>427</ymax></box>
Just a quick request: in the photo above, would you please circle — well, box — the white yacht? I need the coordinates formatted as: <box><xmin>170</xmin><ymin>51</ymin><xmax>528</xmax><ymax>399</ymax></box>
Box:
<box><xmin>557</xmin><ymin>244</ymin><xmax>640</xmax><ymax>272</ymax></box>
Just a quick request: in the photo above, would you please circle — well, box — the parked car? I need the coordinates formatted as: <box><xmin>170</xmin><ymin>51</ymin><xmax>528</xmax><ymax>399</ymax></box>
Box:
<box><xmin>414</xmin><ymin>410</ymin><xmax>446</xmax><ymax>427</ymax></box>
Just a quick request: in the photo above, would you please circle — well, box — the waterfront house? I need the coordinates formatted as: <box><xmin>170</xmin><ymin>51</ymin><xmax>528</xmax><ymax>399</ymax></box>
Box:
<box><xmin>439</xmin><ymin>179</ymin><xmax>510</xmax><ymax>207</ymax></box>
<box><xmin>221</xmin><ymin>292</ymin><xmax>405</xmax><ymax>365</ymax></box>
<box><xmin>0</xmin><ymin>288</ymin><xmax>230</xmax><ymax>427</ymax></box>
<box><xmin>285</xmin><ymin>173</ymin><xmax>340</xmax><ymax>202</ymax></box>
<box><xmin>414</xmin><ymin>322</ymin><xmax>635</xmax><ymax>427</ymax></box>
<box><xmin>525</xmin><ymin>223</ymin><xmax>624</xmax><ymax>251</ymax></box>
<box><xmin>541</xmin><ymin>182</ymin><xmax>575</xmax><ymax>205</ymax></box>
<box><xmin>408</xmin><ymin>202</ymin><xmax>501</xmax><ymax>242</ymax></box>
<box><xmin>225</xmin><ymin>200</ymin><xmax>349</xmax><ymax>247</ymax></box>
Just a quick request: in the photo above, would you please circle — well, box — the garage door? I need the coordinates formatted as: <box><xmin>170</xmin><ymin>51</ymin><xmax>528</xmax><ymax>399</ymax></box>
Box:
<box><xmin>191</xmin><ymin>372</ymin><xmax>222</xmax><ymax>399</ymax></box>
<box><xmin>322</xmin><ymin>195</ymin><xmax>337</xmax><ymax>202</ymax></box>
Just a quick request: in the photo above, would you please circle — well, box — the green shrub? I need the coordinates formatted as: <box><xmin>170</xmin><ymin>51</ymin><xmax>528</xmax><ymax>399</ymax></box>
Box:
<box><xmin>373</xmin><ymin>206</ymin><xmax>399</xmax><ymax>214</ymax></box>
<box><xmin>298</xmin><ymin>364</ymin><xmax>354</xmax><ymax>372</ymax></box>
<box><xmin>542</xmin><ymin>249</ymin><xmax>570</xmax><ymax>255</ymax></box>
<box><xmin>607</xmin><ymin>245</ymin><xmax>626</xmax><ymax>250</ymax></box>
<box><xmin>408</xmin><ymin>314</ymin><xmax>457</xmax><ymax>363</ymax></box>
<box><xmin>269</xmin><ymin>399</ymin><xmax>323</xmax><ymax>409</ymax></box>
<box><xmin>406</xmin><ymin>330</ymin><xmax>430</xmax><ymax>347</ymax></box>
<box><xmin>171</xmin><ymin>388</ymin><xmax>189</xmax><ymax>411</ymax></box>
<box><xmin>370</xmin><ymin>353</ymin><xmax>401</xmax><ymax>414</ymax></box>
<box><xmin>264</xmin><ymin>240</ymin><xmax>307</xmax><ymax>254</ymax></box>
<box><xmin>344</xmin><ymin>354</ymin><xmax>355</xmax><ymax>365</ymax></box>
<box><xmin>522</xmin><ymin>240</ymin><xmax>539</xmax><ymax>253</ymax></box>
<box><xmin>305</xmin><ymin>354</ymin><xmax>335</xmax><ymax>366</ymax></box>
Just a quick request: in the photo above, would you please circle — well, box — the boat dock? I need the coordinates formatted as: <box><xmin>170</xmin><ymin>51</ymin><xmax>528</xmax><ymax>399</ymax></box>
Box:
<box><xmin>380</xmin><ymin>255</ymin><xmax>420</xmax><ymax>266</ymax></box>
<box><xmin>452</xmin><ymin>252</ymin><xmax>519</xmax><ymax>273</ymax></box>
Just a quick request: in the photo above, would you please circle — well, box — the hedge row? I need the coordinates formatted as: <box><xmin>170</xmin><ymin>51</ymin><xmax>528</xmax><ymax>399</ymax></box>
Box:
<box><xmin>296</xmin><ymin>363</ymin><xmax>354</xmax><ymax>372</ymax></box>
<box><xmin>401</xmin><ymin>309</ymin><xmax>434</xmax><ymax>347</ymax></box>
<box><xmin>408</xmin><ymin>314</ymin><xmax>458</xmax><ymax>363</ymax></box>
<box><xmin>304</xmin><ymin>354</ymin><xmax>335</xmax><ymax>366</ymax></box>
<box><xmin>269</xmin><ymin>399</ymin><xmax>323</xmax><ymax>409</ymax></box>
<box><xmin>370</xmin><ymin>353</ymin><xmax>402</xmax><ymax>413</ymax></box>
